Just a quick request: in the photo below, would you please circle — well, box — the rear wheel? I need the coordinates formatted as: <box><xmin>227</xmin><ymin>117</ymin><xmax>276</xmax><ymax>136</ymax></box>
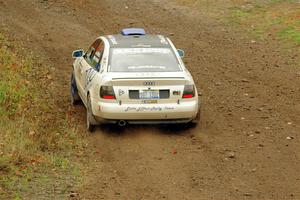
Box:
<box><xmin>70</xmin><ymin>72</ymin><xmax>80</xmax><ymax>105</ymax></box>
<box><xmin>86</xmin><ymin>94</ymin><xmax>96</xmax><ymax>132</ymax></box>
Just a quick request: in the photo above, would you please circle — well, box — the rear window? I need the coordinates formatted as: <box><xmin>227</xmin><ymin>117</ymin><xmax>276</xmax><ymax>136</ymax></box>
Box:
<box><xmin>108</xmin><ymin>48</ymin><xmax>181</xmax><ymax>72</ymax></box>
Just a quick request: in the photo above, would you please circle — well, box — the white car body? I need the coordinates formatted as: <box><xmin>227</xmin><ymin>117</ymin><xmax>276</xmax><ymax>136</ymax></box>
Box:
<box><xmin>71</xmin><ymin>29</ymin><xmax>200</xmax><ymax>129</ymax></box>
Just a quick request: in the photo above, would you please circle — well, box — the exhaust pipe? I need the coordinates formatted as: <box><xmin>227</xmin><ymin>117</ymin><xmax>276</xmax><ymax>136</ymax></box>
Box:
<box><xmin>118</xmin><ymin>120</ymin><xmax>127</xmax><ymax>127</ymax></box>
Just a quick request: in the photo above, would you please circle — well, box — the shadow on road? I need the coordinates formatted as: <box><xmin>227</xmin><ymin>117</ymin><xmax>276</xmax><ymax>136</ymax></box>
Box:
<box><xmin>95</xmin><ymin>123</ymin><xmax>197</xmax><ymax>137</ymax></box>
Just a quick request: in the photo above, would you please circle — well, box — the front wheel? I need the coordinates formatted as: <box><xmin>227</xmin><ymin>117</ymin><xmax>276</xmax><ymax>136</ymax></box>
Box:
<box><xmin>70</xmin><ymin>72</ymin><xmax>80</xmax><ymax>105</ymax></box>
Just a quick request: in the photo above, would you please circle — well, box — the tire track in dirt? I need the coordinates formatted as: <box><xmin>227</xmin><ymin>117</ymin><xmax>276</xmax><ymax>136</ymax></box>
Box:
<box><xmin>1</xmin><ymin>0</ymin><xmax>299</xmax><ymax>199</ymax></box>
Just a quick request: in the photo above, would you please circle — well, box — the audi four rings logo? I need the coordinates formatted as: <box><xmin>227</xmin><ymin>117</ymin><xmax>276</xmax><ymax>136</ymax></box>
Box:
<box><xmin>143</xmin><ymin>81</ymin><xmax>155</xmax><ymax>86</ymax></box>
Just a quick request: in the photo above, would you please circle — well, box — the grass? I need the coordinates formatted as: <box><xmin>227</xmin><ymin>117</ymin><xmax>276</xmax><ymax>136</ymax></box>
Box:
<box><xmin>177</xmin><ymin>0</ymin><xmax>300</xmax><ymax>44</ymax></box>
<box><xmin>0</xmin><ymin>32</ymin><xmax>86</xmax><ymax>199</ymax></box>
<box><xmin>177</xmin><ymin>0</ymin><xmax>300</xmax><ymax>65</ymax></box>
<box><xmin>278</xmin><ymin>26</ymin><xmax>300</xmax><ymax>44</ymax></box>
<box><xmin>226</xmin><ymin>0</ymin><xmax>300</xmax><ymax>45</ymax></box>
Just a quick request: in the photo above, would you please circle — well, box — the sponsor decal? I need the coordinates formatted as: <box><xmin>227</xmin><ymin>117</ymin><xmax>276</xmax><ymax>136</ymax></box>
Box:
<box><xmin>173</xmin><ymin>90</ymin><xmax>181</xmax><ymax>95</ymax></box>
<box><xmin>118</xmin><ymin>89</ymin><xmax>125</xmax><ymax>96</ymax></box>
<box><xmin>158</xmin><ymin>35</ymin><xmax>168</xmax><ymax>45</ymax></box>
<box><xmin>165</xmin><ymin>106</ymin><xmax>175</xmax><ymax>110</ymax></box>
<box><xmin>85</xmin><ymin>68</ymin><xmax>96</xmax><ymax>88</ymax></box>
<box><xmin>113</xmin><ymin>48</ymin><xmax>170</xmax><ymax>54</ymax></box>
<box><xmin>124</xmin><ymin>106</ymin><xmax>175</xmax><ymax>112</ymax></box>
<box><xmin>108</xmin><ymin>35</ymin><xmax>118</xmax><ymax>45</ymax></box>
<box><xmin>128</xmin><ymin>65</ymin><xmax>166</xmax><ymax>70</ymax></box>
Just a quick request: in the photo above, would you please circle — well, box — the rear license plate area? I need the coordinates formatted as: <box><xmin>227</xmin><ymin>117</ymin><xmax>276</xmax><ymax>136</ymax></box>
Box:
<box><xmin>139</xmin><ymin>90</ymin><xmax>160</xmax><ymax>99</ymax></box>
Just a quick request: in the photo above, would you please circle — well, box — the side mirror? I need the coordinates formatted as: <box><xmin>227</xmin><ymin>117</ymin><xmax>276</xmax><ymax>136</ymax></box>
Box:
<box><xmin>177</xmin><ymin>49</ymin><xmax>185</xmax><ymax>58</ymax></box>
<box><xmin>72</xmin><ymin>49</ymin><xmax>84</xmax><ymax>58</ymax></box>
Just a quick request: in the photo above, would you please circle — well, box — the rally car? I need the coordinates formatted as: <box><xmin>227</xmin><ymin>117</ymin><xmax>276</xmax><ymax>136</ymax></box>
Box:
<box><xmin>71</xmin><ymin>28</ymin><xmax>200</xmax><ymax>131</ymax></box>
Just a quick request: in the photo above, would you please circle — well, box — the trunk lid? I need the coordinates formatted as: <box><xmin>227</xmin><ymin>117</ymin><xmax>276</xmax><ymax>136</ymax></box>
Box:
<box><xmin>109</xmin><ymin>72</ymin><xmax>188</xmax><ymax>104</ymax></box>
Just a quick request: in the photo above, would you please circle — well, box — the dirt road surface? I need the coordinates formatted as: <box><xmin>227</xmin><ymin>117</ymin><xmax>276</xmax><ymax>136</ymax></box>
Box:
<box><xmin>1</xmin><ymin>0</ymin><xmax>299</xmax><ymax>199</ymax></box>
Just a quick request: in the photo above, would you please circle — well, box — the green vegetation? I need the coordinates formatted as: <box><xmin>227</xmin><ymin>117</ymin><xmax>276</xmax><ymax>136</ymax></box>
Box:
<box><xmin>0</xmin><ymin>33</ymin><xmax>86</xmax><ymax>199</ymax></box>
<box><xmin>278</xmin><ymin>26</ymin><xmax>300</xmax><ymax>44</ymax></box>
<box><xmin>177</xmin><ymin>0</ymin><xmax>299</xmax><ymax>64</ymax></box>
<box><xmin>177</xmin><ymin>0</ymin><xmax>299</xmax><ymax>45</ymax></box>
<box><xmin>226</xmin><ymin>0</ymin><xmax>300</xmax><ymax>45</ymax></box>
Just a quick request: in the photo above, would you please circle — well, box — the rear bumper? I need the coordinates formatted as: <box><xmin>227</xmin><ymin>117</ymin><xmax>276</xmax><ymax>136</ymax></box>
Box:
<box><xmin>92</xmin><ymin>100</ymin><xmax>199</xmax><ymax>122</ymax></box>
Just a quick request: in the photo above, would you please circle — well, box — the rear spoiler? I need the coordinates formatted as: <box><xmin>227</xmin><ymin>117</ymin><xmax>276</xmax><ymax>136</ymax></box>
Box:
<box><xmin>112</xmin><ymin>77</ymin><xmax>185</xmax><ymax>80</ymax></box>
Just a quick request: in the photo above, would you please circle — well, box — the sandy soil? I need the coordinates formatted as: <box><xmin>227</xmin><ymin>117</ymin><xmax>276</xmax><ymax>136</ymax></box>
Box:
<box><xmin>0</xmin><ymin>0</ymin><xmax>299</xmax><ymax>199</ymax></box>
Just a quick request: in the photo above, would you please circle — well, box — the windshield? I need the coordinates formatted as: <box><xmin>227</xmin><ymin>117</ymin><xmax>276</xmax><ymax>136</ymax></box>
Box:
<box><xmin>108</xmin><ymin>48</ymin><xmax>181</xmax><ymax>72</ymax></box>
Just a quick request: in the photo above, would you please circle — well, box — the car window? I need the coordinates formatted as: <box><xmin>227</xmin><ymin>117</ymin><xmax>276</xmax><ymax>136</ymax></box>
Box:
<box><xmin>85</xmin><ymin>39</ymin><xmax>100</xmax><ymax>63</ymax></box>
<box><xmin>85</xmin><ymin>39</ymin><xmax>104</xmax><ymax>71</ymax></box>
<box><xmin>108</xmin><ymin>48</ymin><xmax>181</xmax><ymax>72</ymax></box>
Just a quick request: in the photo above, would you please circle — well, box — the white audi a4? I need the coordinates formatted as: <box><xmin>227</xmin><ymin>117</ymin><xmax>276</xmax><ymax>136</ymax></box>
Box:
<box><xmin>71</xmin><ymin>28</ymin><xmax>200</xmax><ymax>131</ymax></box>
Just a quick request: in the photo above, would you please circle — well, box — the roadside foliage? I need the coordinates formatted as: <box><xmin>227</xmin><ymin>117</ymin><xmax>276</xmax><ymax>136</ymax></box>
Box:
<box><xmin>0</xmin><ymin>33</ymin><xmax>85</xmax><ymax>199</ymax></box>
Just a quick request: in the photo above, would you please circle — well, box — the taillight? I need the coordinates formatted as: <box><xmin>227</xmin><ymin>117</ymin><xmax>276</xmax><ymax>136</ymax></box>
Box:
<box><xmin>100</xmin><ymin>86</ymin><xmax>116</xmax><ymax>99</ymax></box>
<box><xmin>182</xmin><ymin>85</ymin><xmax>195</xmax><ymax>99</ymax></box>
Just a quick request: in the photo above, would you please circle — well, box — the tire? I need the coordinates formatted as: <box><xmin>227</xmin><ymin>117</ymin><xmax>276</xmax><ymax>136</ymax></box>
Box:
<box><xmin>70</xmin><ymin>72</ymin><xmax>80</xmax><ymax>105</ymax></box>
<box><xmin>86</xmin><ymin>94</ymin><xmax>96</xmax><ymax>132</ymax></box>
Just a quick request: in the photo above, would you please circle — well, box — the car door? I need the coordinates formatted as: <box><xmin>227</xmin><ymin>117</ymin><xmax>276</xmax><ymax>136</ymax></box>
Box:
<box><xmin>78</xmin><ymin>39</ymin><xmax>104</xmax><ymax>103</ymax></box>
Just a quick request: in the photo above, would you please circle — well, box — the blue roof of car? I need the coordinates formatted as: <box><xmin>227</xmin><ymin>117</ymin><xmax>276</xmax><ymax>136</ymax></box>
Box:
<box><xmin>121</xmin><ymin>28</ymin><xmax>146</xmax><ymax>36</ymax></box>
